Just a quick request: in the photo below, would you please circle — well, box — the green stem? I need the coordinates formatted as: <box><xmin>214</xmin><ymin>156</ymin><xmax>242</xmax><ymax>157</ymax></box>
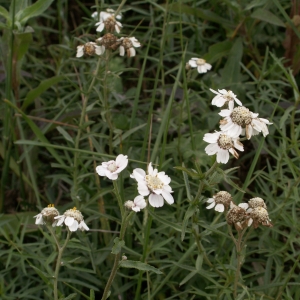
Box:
<box><xmin>72</xmin><ymin>58</ymin><xmax>102</xmax><ymax>206</ymax></box>
<box><xmin>101</xmin><ymin>211</ymin><xmax>134</xmax><ymax>300</ymax></box>
<box><xmin>48</xmin><ymin>228</ymin><xmax>71</xmax><ymax>300</ymax></box>
<box><xmin>113</xmin><ymin>180</ymin><xmax>124</xmax><ymax>218</ymax></box>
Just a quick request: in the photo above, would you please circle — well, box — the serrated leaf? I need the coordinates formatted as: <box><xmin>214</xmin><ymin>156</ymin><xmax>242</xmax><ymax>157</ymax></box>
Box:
<box><xmin>57</xmin><ymin>126</ymin><xmax>74</xmax><ymax>144</ymax></box>
<box><xmin>22</xmin><ymin>75</ymin><xmax>65</xmax><ymax>110</ymax></box>
<box><xmin>15</xmin><ymin>0</ymin><xmax>55</xmax><ymax>25</ymax></box>
<box><xmin>111</xmin><ymin>237</ymin><xmax>124</xmax><ymax>254</ymax></box>
<box><xmin>251</xmin><ymin>8</ymin><xmax>285</xmax><ymax>27</ymax></box>
<box><xmin>119</xmin><ymin>260</ymin><xmax>162</xmax><ymax>274</ymax></box>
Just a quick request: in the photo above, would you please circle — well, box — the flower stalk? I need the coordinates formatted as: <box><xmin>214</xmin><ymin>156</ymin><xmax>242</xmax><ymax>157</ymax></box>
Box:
<box><xmin>101</xmin><ymin>211</ymin><xmax>134</xmax><ymax>300</ymax></box>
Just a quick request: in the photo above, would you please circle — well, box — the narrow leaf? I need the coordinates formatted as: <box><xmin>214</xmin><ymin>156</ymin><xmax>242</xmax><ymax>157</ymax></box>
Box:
<box><xmin>251</xmin><ymin>8</ymin><xmax>285</xmax><ymax>27</ymax></box>
<box><xmin>15</xmin><ymin>0</ymin><xmax>55</xmax><ymax>25</ymax></box>
<box><xmin>119</xmin><ymin>260</ymin><xmax>162</xmax><ymax>274</ymax></box>
<box><xmin>57</xmin><ymin>126</ymin><xmax>74</xmax><ymax>144</ymax></box>
<box><xmin>181</xmin><ymin>204</ymin><xmax>197</xmax><ymax>241</ymax></box>
<box><xmin>111</xmin><ymin>237</ymin><xmax>124</xmax><ymax>254</ymax></box>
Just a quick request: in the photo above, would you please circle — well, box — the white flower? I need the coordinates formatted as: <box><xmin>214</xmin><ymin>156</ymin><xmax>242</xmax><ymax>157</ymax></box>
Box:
<box><xmin>210</xmin><ymin>88</ymin><xmax>242</xmax><ymax>110</ymax></box>
<box><xmin>206</xmin><ymin>191</ymin><xmax>232</xmax><ymax>212</ymax></box>
<box><xmin>54</xmin><ymin>207</ymin><xmax>89</xmax><ymax>232</ymax></box>
<box><xmin>188</xmin><ymin>58</ymin><xmax>212</xmax><ymax>74</ymax></box>
<box><xmin>119</xmin><ymin>37</ymin><xmax>141</xmax><ymax>57</ymax></box>
<box><xmin>125</xmin><ymin>195</ymin><xmax>147</xmax><ymax>212</ymax></box>
<box><xmin>219</xmin><ymin>106</ymin><xmax>272</xmax><ymax>139</ymax></box>
<box><xmin>203</xmin><ymin>131</ymin><xmax>244</xmax><ymax>164</ymax></box>
<box><xmin>95</xmin><ymin>11</ymin><xmax>122</xmax><ymax>33</ymax></box>
<box><xmin>76</xmin><ymin>42</ymin><xmax>104</xmax><ymax>57</ymax></box>
<box><xmin>34</xmin><ymin>204</ymin><xmax>59</xmax><ymax>226</ymax></box>
<box><xmin>130</xmin><ymin>163</ymin><xmax>174</xmax><ymax>208</ymax></box>
<box><xmin>96</xmin><ymin>154</ymin><xmax>128</xmax><ymax>180</ymax></box>
<box><xmin>92</xmin><ymin>9</ymin><xmax>122</xmax><ymax>21</ymax></box>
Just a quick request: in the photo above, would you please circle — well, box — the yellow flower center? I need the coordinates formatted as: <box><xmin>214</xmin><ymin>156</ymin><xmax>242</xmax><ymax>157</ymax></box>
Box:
<box><xmin>145</xmin><ymin>175</ymin><xmax>164</xmax><ymax>190</ymax></box>
<box><xmin>196</xmin><ymin>58</ymin><xmax>206</xmax><ymax>65</ymax></box>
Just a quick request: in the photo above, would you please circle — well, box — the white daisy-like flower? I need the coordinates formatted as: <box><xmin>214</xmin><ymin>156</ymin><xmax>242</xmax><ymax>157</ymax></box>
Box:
<box><xmin>95</xmin><ymin>11</ymin><xmax>122</xmax><ymax>33</ymax></box>
<box><xmin>96</xmin><ymin>154</ymin><xmax>128</xmax><ymax>180</ymax></box>
<box><xmin>206</xmin><ymin>191</ymin><xmax>232</xmax><ymax>212</ymax></box>
<box><xmin>130</xmin><ymin>163</ymin><xmax>174</xmax><ymax>208</ymax></box>
<box><xmin>34</xmin><ymin>204</ymin><xmax>59</xmax><ymax>227</ymax></box>
<box><xmin>210</xmin><ymin>89</ymin><xmax>242</xmax><ymax>110</ymax></box>
<box><xmin>203</xmin><ymin>131</ymin><xmax>244</xmax><ymax>164</ymax></box>
<box><xmin>188</xmin><ymin>58</ymin><xmax>212</xmax><ymax>74</ymax></box>
<box><xmin>76</xmin><ymin>42</ymin><xmax>104</xmax><ymax>57</ymax></box>
<box><xmin>219</xmin><ymin>106</ymin><xmax>273</xmax><ymax>139</ymax></box>
<box><xmin>92</xmin><ymin>9</ymin><xmax>122</xmax><ymax>21</ymax></box>
<box><xmin>124</xmin><ymin>195</ymin><xmax>147</xmax><ymax>212</ymax></box>
<box><xmin>118</xmin><ymin>37</ymin><xmax>141</xmax><ymax>57</ymax></box>
<box><xmin>54</xmin><ymin>207</ymin><xmax>89</xmax><ymax>232</ymax></box>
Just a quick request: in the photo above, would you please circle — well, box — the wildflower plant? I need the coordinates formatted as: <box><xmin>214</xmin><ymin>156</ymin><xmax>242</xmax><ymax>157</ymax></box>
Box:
<box><xmin>2</xmin><ymin>0</ymin><xmax>298</xmax><ymax>299</ymax></box>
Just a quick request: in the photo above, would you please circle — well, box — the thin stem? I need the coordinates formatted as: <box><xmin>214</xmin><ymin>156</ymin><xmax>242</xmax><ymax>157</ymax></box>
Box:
<box><xmin>101</xmin><ymin>211</ymin><xmax>134</xmax><ymax>300</ymax></box>
<box><xmin>72</xmin><ymin>58</ymin><xmax>102</xmax><ymax>206</ymax></box>
<box><xmin>113</xmin><ymin>180</ymin><xmax>124</xmax><ymax>218</ymax></box>
<box><xmin>51</xmin><ymin>229</ymin><xmax>71</xmax><ymax>300</ymax></box>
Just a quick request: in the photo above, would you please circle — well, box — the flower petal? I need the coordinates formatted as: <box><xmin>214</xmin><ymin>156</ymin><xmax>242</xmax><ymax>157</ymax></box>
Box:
<box><xmin>149</xmin><ymin>194</ymin><xmax>164</xmax><ymax>207</ymax></box>
<box><xmin>161</xmin><ymin>190</ymin><xmax>174</xmax><ymax>204</ymax></box>
<box><xmin>215</xmin><ymin>203</ymin><xmax>224</xmax><ymax>212</ymax></box>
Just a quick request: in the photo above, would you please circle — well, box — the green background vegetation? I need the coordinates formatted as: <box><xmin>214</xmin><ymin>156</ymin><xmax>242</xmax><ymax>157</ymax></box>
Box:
<box><xmin>0</xmin><ymin>0</ymin><xmax>299</xmax><ymax>299</ymax></box>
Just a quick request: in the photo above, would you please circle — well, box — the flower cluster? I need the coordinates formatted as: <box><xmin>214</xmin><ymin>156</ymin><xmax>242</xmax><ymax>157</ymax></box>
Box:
<box><xmin>187</xmin><ymin>58</ymin><xmax>212</xmax><ymax>74</ymax></box>
<box><xmin>76</xmin><ymin>8</ymin><xmax>141</xmax><ymax>58</ymax></box>
<box><xmin>203</xmin><ymin>89</ymin><xmax>272</xmax><ymax>164</ymax></box>
<box><xmin>206</xmin><ymin>192</ymin><xmax>272</xmax><ymax>230</ymax></box>
<box><xmin>96</xmin><ymin>155</ymin><xmax>174</xmax><ymax>211</ymax></box>
<box><xmin>34</xmin><ymin>205</ymin><xmax>89</xmax><ymax>232</ymax></box>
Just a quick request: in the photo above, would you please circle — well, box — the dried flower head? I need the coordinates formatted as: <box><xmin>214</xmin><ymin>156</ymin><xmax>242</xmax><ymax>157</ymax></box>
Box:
<box><xmin>210</xmin><ymin>89</ymin><xmax>242</xmax><ymax>110</ymax></box>
<box><xmin>54</xmin><ymin>207</ymin><xmax>89</xmax><ymax>232</ymax></box>
<box><xmin>119</xmin><ymin>37</ymin><xmax>141</xmax><ymax>57</ymax></box>
<box><xmin>248</xmin><ymin>206</ymin><xmax>272</xmax><ymax>228</ymax></box>
<box><xmin>206</xmin><ymin>191</ymin><xmax>232</xmax><ymax>212</ymax></box>
<box><xmin>239</xmin><ymin>197</ymin><xmax>267</xmax><ymax>212</ymax></box>
<box><xmin>76</xmin><ymin>42</ymin><xmax>104</xmax><ymax>57</ymax></box>
<box><xmin>96</xmin><ymin>33</ymin><xmax>120</xmax><ymax>50</ymax></box>
<box><xmin>34</xmin><ymin>204</ymin><xmax>59</xmax><ymax>226</ymax></box>
<box><xmin>227</xmin><ymin>202</ymin><xmax>250</xmax><ymax>230</ymax></box>
<box><xmin>219</xmin><ymin>106</ymin><xmax>272</xmax><ymax>139</ymax></box>
<box><xmin>203</xmin><ymin>131</ymin><xmax>244</xmax><ymax>164</ymax></box>
<box><xmin>188</xmin><ymin>58</ymin><xmax>212</xmax><ymax>74</ymax></box>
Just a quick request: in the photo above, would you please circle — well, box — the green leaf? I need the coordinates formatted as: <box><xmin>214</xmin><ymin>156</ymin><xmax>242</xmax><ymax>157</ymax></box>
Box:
<box><xmin>14</xmin><ymin>28</ymin><xmax>33</xmax><ymax>61</ymax></box>
<box><xmin>279</xmin><ymin>106</ymin><xmax>294</xmax><ymax>129</ymax></box>
<box><xmin>251</xmin><ymin>8</ymin><xmax>285</xmax><ymax>27</ymax></box>
<box><xmin>22</xmin><ymin>75</ymin><xmax>65</xmax><ymax>110</ymax></box>
<box><xmin>15</xmin><ymin>0</ymin><xmax>55</xmax><ymax>25</ymax></box>
<box><xmin>220</xmin><ymin>38</ymin><xmax>243</xmax><ymax>84</ymax></box>
<box><xmin>119</xmin><ymin>260</ymin><xmax>162</xmax><ymax>274</ymax></box>
<box><xmin>165</xmin><ymin>3</ymin><xmax>234</xmax><ymax>29</ymax></box>
<box><xmin>62</xmin><ymin>294</ymin><xmax>77</xmax><ymax>300</ymax></box>
<box><xmin>174</xmin><ymin>166</ymin><xmax>201</xmax><ymax>179</ymax></box>
<box><xmin>4</xmin><ymin>100</ymin><xmax>66</xmax><ymax>166</ymax></box>
<box><xmin>181</xmin><ymin>164</ymin><xmax>192</xmax><ymax>201</ymax></box>
<box><xmin>57</xmin><ymin>126</ymin><xmax>74</xmax><ymax>144</ymax></box>
<box><xmin>112</xmin><ymin>123</ymin><xmax>146</xmax><ymax>147</ymax></box>
<box><xmin>0</xmin><ymin>5</ymin><xmax>10</xmax><ymax>23</ymax></box>
<box><xmin>111</xmin><ymin>237</ymin><xmax>125</xmax><ymax>254</ymax></box>
<box><xmin>204</xmin><ymin>40</ymin><xmax>233</xmax><ymax>64</ymax></box>
<box><xmin>181</xmin><ymin>204</ymin><xmax>197</xmax><ymax>241</ymax></box>
<box><xmin>148</xmin><ymin>210</ymin><xmax>186</xmax><ymax>233</ymax></box>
